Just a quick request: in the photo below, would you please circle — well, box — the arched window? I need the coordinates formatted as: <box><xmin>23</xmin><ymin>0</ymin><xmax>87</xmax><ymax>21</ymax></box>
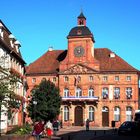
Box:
<box><xmin>64</xmin><ymin>106</ymin><xmax>69</xmax><ymax>121</ymax></box>
<box><xmin>64</xmin><ymin>88</ymin><xmax>69</xmax><ymax>97</ymax></box>
<box><xmin>126</xmin><ymin>106</ymin><xmax>132</xmax><ymax>121</ymax></box>
<box><xmin>89</xmin><ymin>106</ymin><xmax>94</xmax><ymax>121</ymax></box>
<box><xmin>102</xmin><ymin>106</ymin><xmax>109</xmax><ymax>112</ymax></box>
<box><xmin>102</xmin><ymin>87</ymin><xmax>109</xmax><ymax>99</ymax></box>
<box><xmin>88</xmin><ymin>88</ymin><xmax>94</xmax><ymax>97</ymax></box>
<box><xmin>114</xmin><ymin>107</ymin><xmax>120</xmax><ymax>121</ymax></box>
<box><xmin>79</xmin><ymin>20</ymin><xmax>84</xmax><ymax>25</ymax></box>
<box><xmin>76</xmin><ymin>88</ymin><xmax>82</xmax><ymax>97</ymax></box>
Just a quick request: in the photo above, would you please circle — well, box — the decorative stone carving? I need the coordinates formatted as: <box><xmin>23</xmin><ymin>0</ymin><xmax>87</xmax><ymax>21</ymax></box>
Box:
<box><xmin>64</xmin><ymin>64</ymin><xmax>95</xmax><ymax>74</ymax></box>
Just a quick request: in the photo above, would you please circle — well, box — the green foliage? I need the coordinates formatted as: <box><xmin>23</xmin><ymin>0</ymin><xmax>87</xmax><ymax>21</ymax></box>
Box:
<box><xmin>6</xmin><ymin>124</ymin><xmax>32</xmax><ymax>135</ymax></box>
<box><xmin>0</xmin><ymin>67</ymin><xmax>21</xmax><ymax>119</ymax></box>
<box><xmin>27</xmin><ymin>79</ymin><xmax>61</xmax><ymax>122</ymax></box>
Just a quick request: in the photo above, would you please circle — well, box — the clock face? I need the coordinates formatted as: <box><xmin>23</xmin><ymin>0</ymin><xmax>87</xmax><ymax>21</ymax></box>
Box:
<box><xmin>74</xmin><ymin>46</ymin><xmax>85</xmax><ymax>57</ymax></box>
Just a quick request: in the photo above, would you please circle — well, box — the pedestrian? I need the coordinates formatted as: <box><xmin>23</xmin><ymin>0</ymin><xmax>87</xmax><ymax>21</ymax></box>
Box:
<box><xmin>33</xmin><ymin>121</ymin><xmax>45</xmax><ymax>140</ymax></box>
<box><xmin>86</xmin><ymin>119</ymin><xmax>90</xmax><ymax>131</ymax></box>
<box><xmin>45</xmin><ymin>120</ymin><xmax>53</xmax><ymax>139</ymax></box>
<box><xmin>53</xmin><ymin>119</ymin><xmax>59</xmax><ymax>136</ymax></box>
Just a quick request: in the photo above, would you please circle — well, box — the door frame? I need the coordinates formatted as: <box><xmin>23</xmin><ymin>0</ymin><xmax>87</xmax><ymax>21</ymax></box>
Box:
<box><xmin>74</xmin><ymin>106</ymin><xmax>83</xmax><ymax>126</ymax></box>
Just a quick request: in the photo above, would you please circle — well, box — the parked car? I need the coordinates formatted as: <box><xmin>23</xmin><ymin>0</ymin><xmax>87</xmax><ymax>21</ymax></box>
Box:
<box><xmin>118</xmin><ymin>121</ymin><xmax>139</xmax><ymax>136</ymax></box>
<box><xmin>134</xmin><ymin>111</ymin><xmax>140</xmax><ymax>122</ymax></box>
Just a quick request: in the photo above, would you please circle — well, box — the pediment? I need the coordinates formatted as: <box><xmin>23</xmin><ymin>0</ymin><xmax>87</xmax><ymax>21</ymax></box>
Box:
<box><xmin>62</xmin><ymin>64</ymin><xmax>98</xmax><ymax>74</ymax></box>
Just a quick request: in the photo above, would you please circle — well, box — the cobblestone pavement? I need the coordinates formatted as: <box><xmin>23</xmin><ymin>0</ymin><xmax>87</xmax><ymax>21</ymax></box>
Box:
<box><xmin>41</xmin><ymin>126</ymin><xmax>116</xmax><ymax>140</ymax></box>
<box><xmin>2</xmin><ymin>126</ymin><xmax>139</xmax><ymax>140</ymax></box>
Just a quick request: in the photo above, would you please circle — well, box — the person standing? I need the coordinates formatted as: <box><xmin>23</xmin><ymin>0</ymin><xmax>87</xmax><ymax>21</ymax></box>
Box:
<box><xmin>86</xmin><ymin>119</ymin><xmax>90</xmax><ymax>131</ymax></box>
<box><xmin>33</xmin><ymin>121</ymin><xmax>45</xmax><ymax>140</ymax></box>
<box><xmin>46</xmin><ymin>120</ymin><xmax>53</xmax><ymax>139</ymax></box>
<box><xmin>53</xmin><ymin>120</ymin><xmax>59</xmax><ymax>136</ymax></box>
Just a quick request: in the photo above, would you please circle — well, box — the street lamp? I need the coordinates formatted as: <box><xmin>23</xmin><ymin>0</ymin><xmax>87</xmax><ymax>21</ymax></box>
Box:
<box><xmin>33</xmin><ymin>100</ymin><xmax>37</xmax><ymax>124</ymax></box>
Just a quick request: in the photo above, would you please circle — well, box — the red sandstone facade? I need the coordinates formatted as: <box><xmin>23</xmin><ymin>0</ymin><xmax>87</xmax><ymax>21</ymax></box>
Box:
<box><xmin>26</xmin><ymin>12</ymin><xmax>140</xmax><ymax>127</ymax></box>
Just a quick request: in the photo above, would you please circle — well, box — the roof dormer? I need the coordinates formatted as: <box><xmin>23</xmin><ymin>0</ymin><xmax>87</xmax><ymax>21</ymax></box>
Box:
<box><xmin>0</xmin><ymin>23</ymin><xmax>4</xmax><ymax>39</ymax></box>
<box><xmin>14</xmin><ymin>40</ymin><xmax>21</xmax><ymax>53</ymax></box>
<box><xmin>9</xmin><ymin>34</ymin><xmax>15</xmax><ymax>48</ymax></box>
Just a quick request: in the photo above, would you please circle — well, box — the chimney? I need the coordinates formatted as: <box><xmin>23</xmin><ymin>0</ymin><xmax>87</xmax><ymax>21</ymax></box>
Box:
<box><xmin>110</xmin><ymin>52</ymin><xmax>115</xmax><ymax>58</ymax></box>
<box><xmin>48</xmin><ymin>46</ymin><xmax>53</xmax><ymax>51</ymax></box>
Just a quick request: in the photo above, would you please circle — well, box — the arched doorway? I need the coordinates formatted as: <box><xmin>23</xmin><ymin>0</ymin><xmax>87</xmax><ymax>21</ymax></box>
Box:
<box><xmin>102</xmin><ymin>106</ymin><xmax>109</xmax><ymax>126</ymax></box>
<box><xmin>74</xmin><ymin>106</ymin><xmax>83</xmax><ymax>126</ymax></box>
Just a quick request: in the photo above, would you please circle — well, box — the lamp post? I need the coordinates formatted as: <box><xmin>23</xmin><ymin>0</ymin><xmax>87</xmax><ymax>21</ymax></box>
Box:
<box><xmin>33</xmin><ymin>100</ymin><xmax>37</xmax><ymax>124</ymax></box>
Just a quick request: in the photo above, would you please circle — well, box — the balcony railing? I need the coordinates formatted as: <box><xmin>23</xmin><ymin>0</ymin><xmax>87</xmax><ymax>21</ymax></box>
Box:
<box><xmin>62</xmin><ymin>96</ymin><xmax>99</xmax><ymax>101</ymax></box>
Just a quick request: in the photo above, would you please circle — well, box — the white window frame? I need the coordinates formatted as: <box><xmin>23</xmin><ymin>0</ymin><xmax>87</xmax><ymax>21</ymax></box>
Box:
<box><xmin>115</xmin><ymin>76</ymin><xmax>119</xmax><ymax>81</ymax></box>
<box><xmin>126</xmin><ymin>106</ymin><xmax>132</xmax><ymax>121</ymax></box>
<box><xmin>64</xmin><ymin>76</ymin><xmax>69</xmax><ymax>82</ymax></box>
<box><xmin>76</xmin><ymin>88</ymin><xmax>82</xmax><ymax>97</ymax></box>
<box><xmin>114</xmin><ymin>87</ymin><xmax>120</xmax><ymax>99</ymax></box>
<box><xmin>64</xmin><ymin>88</ymin><xmax>69</xmax><ymax>97</ymax></box>
<box><xmin>103</xmin><ymin>76</ymin><xmax>108</xmax><ymax>82</ymax></box>
<box><xmin>32</xmin><ymin>78</ymin><xmax>36</xmax><ymax>83</ymax></box>
<box><xmin>126</xmin><ymin>76</ymin><xmax>131</xmax><ymax>81</ymax></box>
<box><xmin>53</xmin><ymin>77</ymin><xmax>56</xmax><ymax>82</ymax></box>
<box><xmin>64</xmin><ymin>106</ymin><xmax>69</xmax><ymax>121</ymax></box>
<box><xmin>88</xmin><ymin>88</ymin><xmax>94</xmax><ymax>97</ymax></box>
<box><xmin>102</xmin><ymin>87</ymin><xmax>109</xmax><ymax>99</ymax></box>
<box><xmin>114</xmin><ymin>107</ymin><xmax>120</xmax><ymax>121</ymax></box>
<box><xmin>89</xmin><ymin>106</ymin><xmax>94</xmax><ymax>121</ymax></box>
<box><xmin>89</xmin><ymin>76</ymin><xmax>94</xmax><ymax>82</ymax></box>
<box><xmin>126</xmin><ymin>87</ymin><xmax>132</xmax><ymax>99</ymax></box>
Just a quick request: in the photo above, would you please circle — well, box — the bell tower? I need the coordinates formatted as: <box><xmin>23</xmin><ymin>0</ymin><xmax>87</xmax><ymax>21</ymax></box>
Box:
<box><xmin>77</xmin><ymin>12</ymin><xmax>86</xmax><ymax>26</ymax></box>
<box><xmin>60</xmin><ymin>12</ymin><xmax>99</xmax><ymax>71</ymax></box>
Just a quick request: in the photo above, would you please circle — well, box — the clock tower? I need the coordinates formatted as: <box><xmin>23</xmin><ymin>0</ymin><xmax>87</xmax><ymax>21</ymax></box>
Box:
<box><xmin>60</xmin><ymin>12</ymin><xmax>99</xmax><ymax>71</ymax></box>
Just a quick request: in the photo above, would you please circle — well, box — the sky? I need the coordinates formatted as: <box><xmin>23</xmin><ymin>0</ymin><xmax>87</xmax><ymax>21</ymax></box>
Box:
<box><xmin>0</xmin><ymin>0</ymin><xmax>140</xmax><ymax>70</ymax></box>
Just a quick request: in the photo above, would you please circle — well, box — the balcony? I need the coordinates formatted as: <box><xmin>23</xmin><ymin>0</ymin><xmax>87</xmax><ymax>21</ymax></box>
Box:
<box><xmin>62</xmin><ymin>96</ymin><xmax>99</xmax><ymax>102</ymax></box>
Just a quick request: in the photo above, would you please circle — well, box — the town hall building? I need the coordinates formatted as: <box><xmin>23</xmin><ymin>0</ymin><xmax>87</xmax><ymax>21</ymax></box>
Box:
<box><xmin>26</xmin><ymin>12</ymin><xmax>140</xmax><ymax>127</ymax></box>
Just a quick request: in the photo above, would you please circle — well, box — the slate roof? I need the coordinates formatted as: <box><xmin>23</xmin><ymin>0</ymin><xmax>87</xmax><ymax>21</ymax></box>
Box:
<box><xmin>0</xmin><ymin>20</ymin><xmax>25</xmax><ymax>64</ymax></box>
<box><xmin>67</xmin><ymin>26</ymin><xmax>95</xmax><ymax>42</ymax></box>
<box><xmin>26</xmin><ymin>48</ymin><xmax>139</xmax><ymax>75</ymax></box>
<box><xmin>78</xmin><ymin>12</ymin><xmax>86</xmax><ymax>19</ymax></box>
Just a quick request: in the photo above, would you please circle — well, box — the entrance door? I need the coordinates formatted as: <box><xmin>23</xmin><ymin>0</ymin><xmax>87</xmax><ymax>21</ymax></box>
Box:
<box><xmin>75</xmin><ymin>106</ymin><xmax>83</xmax><ymax>126</ymax></box>
<box><xmin>102</xmin><ymin>107</ymin><xmax>109</xmax><ymax>126</ymax></box>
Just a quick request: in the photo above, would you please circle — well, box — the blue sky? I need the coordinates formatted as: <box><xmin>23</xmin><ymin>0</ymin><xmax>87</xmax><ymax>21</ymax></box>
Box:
<box><xmin>1</xmin><ymin>0</ymin><xmax>140</xmax><ymax>70</ymax></box>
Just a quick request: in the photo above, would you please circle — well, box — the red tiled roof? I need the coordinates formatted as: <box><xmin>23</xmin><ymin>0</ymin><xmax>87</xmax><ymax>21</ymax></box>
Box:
<box><xmin>26</xmin><ymin>50</ymin><xmax>65</xmax><ymax>75</ymax></box>
<box><xmin>26</xmin><ymin>48</ymin><xmax>139</xmax><ymax>75</ymax></box>
<box><xmin>94</xmin><ymin>48</ymin><xmax>138</xmax><ymax>72</ymax></box>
